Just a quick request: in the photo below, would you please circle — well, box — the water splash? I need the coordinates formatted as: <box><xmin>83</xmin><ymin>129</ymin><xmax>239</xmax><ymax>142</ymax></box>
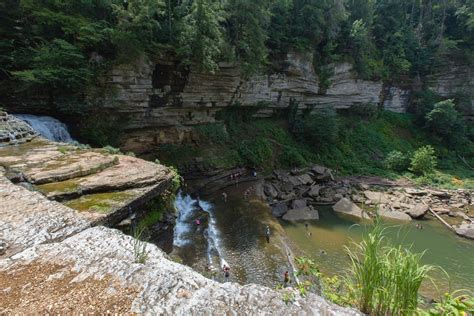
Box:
<box><xmin>14</xmin><ymin>114</ymin><xmax>74</xmax><ymax>143</ymax></box>
<box><xmin>173</xmin><ymin>191</ymin><xmax>228</xmax><ymax>268</ymax></box>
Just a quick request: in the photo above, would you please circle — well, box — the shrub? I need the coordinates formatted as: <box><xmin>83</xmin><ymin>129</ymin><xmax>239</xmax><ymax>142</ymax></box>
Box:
<box><xmin>280</xmin><ymin>146</ymin><xmax>307</xmax><ymax>168</ymax></box>
<box><xmin>238</xmin><ymin>138</ymin><xmax>273</xmax><ymax>167</ymax></box>
<box><xmin>410</xmin><ymin>145</ymin><xmax>437</xmax><ymax>175</ymax></box>
<box><xmin>425</xmin><ymin>99</ymin><xmax>465</xmax><ymax>147</ymax></box>
<box><xmin>384</xmin><ymin>150</ymin><xmax>409</xmax><ymax>171</ymax></box>
<box><xmin>299</xmin><ymin>106</ymin><xmax>339</xmax><ymax>148</ymax></box>
<box><xmin>196</xmin><ymin>123</ymin><xmax>229</xmax><ymax>144</ymax></box>
<box><xmin>348</xmin><ymin>103</ymin><xmax>379</xmax><ymax>120</ymax></box>
<box><xmin>103</xmin><ymin>145</ymin><xmax>121</xmax><ymax>154</ymax></box>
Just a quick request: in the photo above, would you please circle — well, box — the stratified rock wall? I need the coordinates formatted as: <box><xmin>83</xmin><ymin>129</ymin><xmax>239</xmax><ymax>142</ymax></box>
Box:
<box><xmin>108</xmin><ymin>53</ymin><xmax>391</xmax><ymax>152</ymax></box>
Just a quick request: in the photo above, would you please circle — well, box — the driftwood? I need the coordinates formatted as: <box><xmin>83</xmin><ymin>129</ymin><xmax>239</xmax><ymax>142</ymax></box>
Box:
<box><xmin>421</xmin><ymin>200</ymin><xmax>455</xmax><ymax>231</ymax></box>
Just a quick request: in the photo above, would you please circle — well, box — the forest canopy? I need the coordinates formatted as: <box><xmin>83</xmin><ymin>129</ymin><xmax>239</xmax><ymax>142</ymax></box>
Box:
<box><xmin>0</xmin><ymin>0</ymin><xmax>473</xmax><ymax>96</ymax></box>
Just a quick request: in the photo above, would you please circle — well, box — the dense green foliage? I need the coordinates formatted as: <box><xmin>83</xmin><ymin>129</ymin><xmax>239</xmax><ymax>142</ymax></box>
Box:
<box><xmin>410</xmin><ymin>145</ymin><xmax>438</xmax><ymax>175</ymax></box>
<box><xmin>156</xmin><ymin>107</ymin><xmax>474</xmax><ymax>189</ymax></box>
<box><xmin>1</xmin><ymin>0</ymin><xmax>473</xmax><ymax>101</ymax></box>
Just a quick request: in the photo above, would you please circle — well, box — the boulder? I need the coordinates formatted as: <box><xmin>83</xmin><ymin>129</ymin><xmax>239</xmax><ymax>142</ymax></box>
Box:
<box><xmin>455</xmin><ymin>222</ymin><xmax>474</xmax><ymax>239</ymax></box>
<box><xmin>282</xmin><ymin>207</ymin><xmax>319</xmax><ymax>221</ymax></box>
<box><xmin>291</xmin><ymin>199</ymin><xmax>307</xmax><ymax>209</ymax></box>
<box><xmin>332</xmin><ymin>198</ymin><xmax>371</xmax><ymax>220</ymax></box>
<box><xmin>432</xmin><ymin>207</ymin><xmax>450</xmax><ymax>215</ymax></box>
<box><xmin>363</xmin><ymin>191</ymin><xmax>390</xmax><ymax>204</ymax></box>
<box><xmin>306</xmin><ymin>185</ymin><xmax>321</xmax><ymax>198</ymax></box>
<box><xmin>378</xmin><ymin>209</ymin><xmax>412</xmax><ymax>222</ymax></box>
<box><xmin>297</xmin><ymin>173</ymin><xmax>313</xmax><ymax>185</ymax></box>
<box><xmin>271</xmin><ymin>202</ymin><xmax>288</xmax><ymax>217</ymax></box>
<box><xmin>404</xmin><ymin>188</ymin><xmax>427</xmax><ymax>196</ymax></box>
<box><xmin>405</xmin><ymin>204</ymin><xmax>429</xmax><ymax>219</ymax></box>
<box><xmin>287</xmin><ymin>176</ymin><xmax>302</xmax><ymax>187</ymax></box>
<box><xmin>449</xmin><ymin>211</ymin><xmax>470</xmax><ymax>221</ymax></box>
<box><xmin>263</xmin><ymin>183</ymin><xmax>278</xmax><ymax>198</ymax></box>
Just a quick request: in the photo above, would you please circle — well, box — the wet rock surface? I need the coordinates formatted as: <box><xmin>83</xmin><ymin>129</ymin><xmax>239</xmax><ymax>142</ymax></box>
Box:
<box><xmin>0</xmin><ymin>112</ymin><xmax>38</xmax><ymax>146</ymax></box>
<box><xmin>0</xmin><ymin>119</ymin><xmax>174</xmax><ymax>224</ymax></box>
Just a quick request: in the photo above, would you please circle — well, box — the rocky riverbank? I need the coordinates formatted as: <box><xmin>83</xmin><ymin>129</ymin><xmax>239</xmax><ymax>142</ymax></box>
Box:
<box><xmin>0</xmin><ymin>154</ymin><xmax>358</xmax><ymax>315</ymax></box>
<box><xmin>260</xmin><ymin>165</ymin><xmax>474</xmax><ymax>239</ymax></box>
<box><xmin>0</xmin><ymin>112</ymin><xmax>359</xmax><ymax>314</ymax></box>
<box><xmin>0</xmin><ymin>112</ymin><xmax>174</xmax><ymax>227</ymax></box>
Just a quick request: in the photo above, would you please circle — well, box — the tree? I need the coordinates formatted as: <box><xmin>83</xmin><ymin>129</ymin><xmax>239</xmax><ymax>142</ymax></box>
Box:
<box><xmin>225</xmin><ymin>0</ymin><xmax>271</xmax><ymax>74</ymax></box>
<box><xmin>177</xmin><ymin>0</ymin><xmax>224</xmax><ymax>72</ymax></box>
<box><xmin>426</xmin><ymin>99</ymin><xmax>465</xmax><ymax>146</ymax></box>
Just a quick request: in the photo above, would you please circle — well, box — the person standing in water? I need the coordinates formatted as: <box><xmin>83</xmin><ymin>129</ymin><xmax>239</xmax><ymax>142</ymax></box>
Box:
<box><xmin>284</xmin><ymin>271</ymin><xmax>290</xmax><ymax>285</ymax></box>
<box><xmin>265</xmin><ymin>225</ymin><xmax>271</xmax><ymax>243</ymax></box>
<box><xmin>223</xmin><ymin>265</ymin><xmax>230</xmax><ymax>280</ymax></box>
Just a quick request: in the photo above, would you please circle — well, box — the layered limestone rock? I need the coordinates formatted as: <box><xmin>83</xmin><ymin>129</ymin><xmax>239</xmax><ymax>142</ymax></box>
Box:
<box><xmin>0</xmin><ymin>114</ymin><xmax>174</xmax><ymax>226</ymax></box>
<box><xmin>426</xmin><ymin>61</ymin><xmax>474</xmax><ymax>117</ymax></box>
<box><xmin>0</xmin><ymin>112</ymin><xmax>38</xmax><ymax>146</ymax></box>
<box><xmin>0</xmin><ymin>159</ymin><xmax>359</xmax><ymax>314</ymax></box>
<box><xmin>106</xmin><ymin>54</ymin><xmax>390</xmax><ymax>153</ymax></box>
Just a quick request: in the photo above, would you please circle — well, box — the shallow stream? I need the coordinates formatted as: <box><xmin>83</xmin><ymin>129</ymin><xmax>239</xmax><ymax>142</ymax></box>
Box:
<box><xmin>171</xmin><ymin>182</ymin><xmax>474</xmax><ymax>298</ymax></box>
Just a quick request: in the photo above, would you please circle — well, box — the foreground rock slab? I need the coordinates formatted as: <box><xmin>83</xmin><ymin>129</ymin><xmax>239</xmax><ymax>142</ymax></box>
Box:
<box><xmin>0</xmin><ymin>226</ymin><xmax>359</xmax><ymax>315</ymax></box>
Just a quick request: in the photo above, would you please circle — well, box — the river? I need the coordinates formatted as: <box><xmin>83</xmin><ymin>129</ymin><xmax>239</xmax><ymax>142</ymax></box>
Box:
<box><xmin>171</xmin><ymin>181</ymin><xmax>474</xmax><ymax>298</ymax></box>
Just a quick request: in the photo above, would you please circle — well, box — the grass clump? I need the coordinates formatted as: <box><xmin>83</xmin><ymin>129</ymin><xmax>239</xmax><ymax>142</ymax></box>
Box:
<box><xmin>132</xmin><ymin>225</ymin><xmax>149</xmax><ymax>264</ymax></box>
<box><xmin>345</xmin><ymin>222</ymin><xmax>434</xmax><ymax>315</ymax></box>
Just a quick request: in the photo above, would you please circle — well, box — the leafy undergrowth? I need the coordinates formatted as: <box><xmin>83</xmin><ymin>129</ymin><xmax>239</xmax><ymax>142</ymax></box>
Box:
<box><xmin>155</xmin><ymin>111</ymin><xmax>474</xmax><ymax>189</ymax></box>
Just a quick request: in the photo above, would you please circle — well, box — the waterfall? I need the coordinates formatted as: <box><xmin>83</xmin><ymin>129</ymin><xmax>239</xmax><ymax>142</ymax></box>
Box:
<box><xmin>173</xmin><ymin>191</ymin><xmax>228</xmax><ymax>268</ymax></box>
<box><xmin>14</xmin><ymin>114</ymin><xmax>74</xmax><ymax>143</ymax></box>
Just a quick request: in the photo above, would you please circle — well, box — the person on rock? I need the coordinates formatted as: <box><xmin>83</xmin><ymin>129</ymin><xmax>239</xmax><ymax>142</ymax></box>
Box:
<box><xmin>284</xmin><ymin>271</ymin><xmax>290</xmax><ymax>285</ymax></box>
<box><xmin>222</xmin><ymin>192</ymin><xmax>227</xmax><ymax>202</ymax></box>
<box><xmin>195</xmin><ymin>218</ymin><xmax>201</xmax><ymax>226</ymax></box>
<box><xmin>265</xmin><ymin>225</ymin><xmax>271</xmax><ymax>243</ymax></box>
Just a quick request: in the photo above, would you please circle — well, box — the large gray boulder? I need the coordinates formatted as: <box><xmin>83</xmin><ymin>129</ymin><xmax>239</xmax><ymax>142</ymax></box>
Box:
<box><xmin>282</xmin><ymin>207</ymin><xmax>319</xmax><ymax>221</ymax></box>
<box><xmin>405</xmin><ymin>204</ymin><xmax>429</xmax><ymax>219</ymax></box>
<box><xmin>378</xmin><ymin>209</ymin><xmax>412</xmax><ymax>222</ymax></box>
<box><xmin>363</xmin><ymin>191</ymin><xmax>390</xmax><ymax>204</ymax></box>
<box><xmin>291</xmin><ymin>199</ymin><xmax>307</xmax><ymax>209</ymax></box>
<box><xmin>271</xmin><ymin>202</ymin><xmax>288</xmax><ymax>217</ymax></box>
<box><xmin>456</xmin><ymin>222</ymin><xmax>474</xmax><ymax>239</ymax></box>
<box><xmin>306</xmin><ymin>185</ymin><xmax>321</xmax><ymax>198</ymax></box>
<box><xmin>264</xmin><ymin>183</ymin><xmax>278</xmax><ymax>198</ymax></box>
<box><xmin>332</xmin><ymin>198</ymin><xmax>371</xmax><ymax>220</ymax></box>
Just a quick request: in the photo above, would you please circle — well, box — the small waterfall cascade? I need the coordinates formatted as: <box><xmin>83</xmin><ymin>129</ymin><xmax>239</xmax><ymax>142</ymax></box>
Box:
<box><xmin>14</xmin><ymin>114</ymin><xmax>74</xmax><ymax>143</ymax></box>
<box><xmin>173</xmin><ymin>191</ymin><xmax>228</xmax><ymax>268</ymax></box>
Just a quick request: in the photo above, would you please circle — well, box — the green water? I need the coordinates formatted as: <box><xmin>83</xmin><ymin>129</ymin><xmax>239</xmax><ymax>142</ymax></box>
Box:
<box><xmin>281</xmin><ymin>207</ymin><xmax>474</xmax><ymax>298</ymax></box>
<box><xmin>183</xmin><ymin>182</ymin><xmax>474</xmax><ymax>298</ymax></box>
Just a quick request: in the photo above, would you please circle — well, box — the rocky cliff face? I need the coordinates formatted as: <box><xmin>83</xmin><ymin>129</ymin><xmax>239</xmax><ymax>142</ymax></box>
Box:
<box><xmin>426</xmin><ymin>61</ymin><xmax>474</xmax><ymax>116</ymax></box>
<box><xmin>0</xmin><ymin>153</ymin><xmax>359</xmax><ymax>314</ymax></box>
<box><xmin>107</xmin><ymin>53</ymin><xmax>472</xmax><ymax>154</ymax></box>
<box><xmin>106</xmin><ymin>53</ymin><xmax>394</xmax><ymax>153</ymax></box>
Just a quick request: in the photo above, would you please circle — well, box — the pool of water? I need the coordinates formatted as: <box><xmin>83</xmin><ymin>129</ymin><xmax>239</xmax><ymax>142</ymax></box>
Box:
<box><xmin>281</xmin><ymin>206</ymin><xmax>474</xmax><ymax>298</ymax></box>
<box><xmin>172</xmin><ymin>181</ymin><xmax>474</xmax><ymax>299</ymax></box>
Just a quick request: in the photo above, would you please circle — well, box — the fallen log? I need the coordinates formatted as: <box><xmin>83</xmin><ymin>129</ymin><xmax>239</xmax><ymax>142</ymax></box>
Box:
<box><xmin>421</xmin><ymin>200</ymin><xmax>455</xmax><ymax>231</ymax></box>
